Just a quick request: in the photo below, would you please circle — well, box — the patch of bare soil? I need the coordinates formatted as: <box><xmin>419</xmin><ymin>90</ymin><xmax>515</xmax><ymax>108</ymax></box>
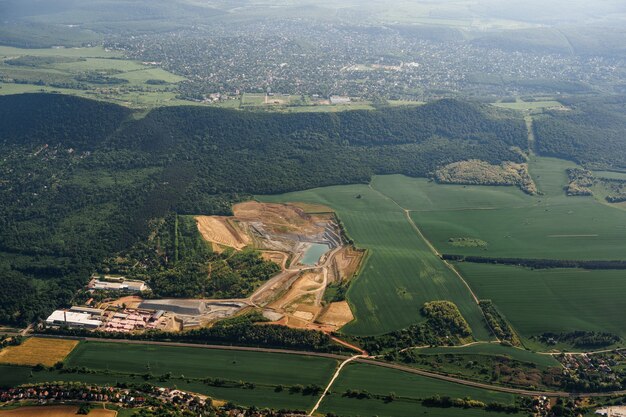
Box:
<box><xmin>317</xmin><ymin>301</ymin><xmax>354</xmax><ymax>329</ymax></box>
<box><xmin>101</xmin><ymin>295</ymin><xmax>143</xmax><ymax>309</ymax></box>
<box><xmin>266</xmin><ymin>270</ymin><xmax>327</xmax><ymax>328</ymax></box>
<box><xmin>233</xmin><ymin>201</ymin><xmax>325</xmax><ymax>235</ymax></box>
<box><xmin>260</xmin><ymin>250</ymin><xmax>289</xmax><ymax>269</ymax></box>
<box><xmin>195</xmin><ymin>216</ymin><xmax>249</xmax><ymax>251</ymax></box>
<box><xmin>332</xmin><ymin>246</ymin><xmax>365</xmax><ymax>282</ymax></box>
<box><xmin>290</xmin><ymin>202</ymin><xmax>334</xmax><ymax>214</ymax></box>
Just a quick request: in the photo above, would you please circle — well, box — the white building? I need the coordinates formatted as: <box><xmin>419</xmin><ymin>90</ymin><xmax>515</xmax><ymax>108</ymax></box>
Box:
<box><xmin>45</xmin><ymin>310</ymin><xmax>103</xmax><ymax>329</ymax></box>
<box><xmin>330</xmin><ymin>95</ymin><xmax>351</xmax><ymax>104</ymax></box>
<box><xmin>92</xmin><ymin>278</ymin><xmax>148</xmax><ymax>292</ymax></box>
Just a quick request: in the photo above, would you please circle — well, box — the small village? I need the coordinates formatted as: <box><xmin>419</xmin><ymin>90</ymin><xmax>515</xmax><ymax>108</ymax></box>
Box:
<box><xmin>0</xmin><ymin>383</ymin><xmax>308</xmax><ymax>417</ymax></box>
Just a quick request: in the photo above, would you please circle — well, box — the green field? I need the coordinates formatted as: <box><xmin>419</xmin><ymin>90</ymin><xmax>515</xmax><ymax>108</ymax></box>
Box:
<box><xmin>410</xmin><ymin>343</ymin><xmax>559</xmax><ymax>368</ymax></box>
<box><xmin>318</xmin><ymin>363</ymin><xmax>516</xmax><ymax>417</ymax></box>
<box><xmin>455</xmin><ymin>263</ymin><xmax>626</xmax><ymax>343</ymax></box>
<box><xmin>66</xmin><ymin>342</ymin><xmax>335</xmax><ymax>387</ymax></box>
<box><xmin>0</xmin><ymin>46</ymin><xmax>189</xmax><ymax>108</ymax></box>
<box><xmin>260</xmin><ymin>184</ymin><xmax>493</xmax><ymax>338</ymax></box>
<box><xmin>368</xmin><ymin>158</ymin><xmax>626</xmax><ymax>261</ymax></box>
<box><xmin>0</xmin><ymin>342</ymin><xmax>525</xmax><ymax>415</ymax></box>
<box><xmin>0</xmin><ymin>342</ymin><xmax>339</xmax><ymax>410</ymax></box>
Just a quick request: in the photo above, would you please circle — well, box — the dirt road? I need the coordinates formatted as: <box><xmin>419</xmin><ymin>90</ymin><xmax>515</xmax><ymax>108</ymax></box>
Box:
<box><xmin>309</xmin><ymin>354</ymin><xmax>366</xmax><ymax>415</ymax></box>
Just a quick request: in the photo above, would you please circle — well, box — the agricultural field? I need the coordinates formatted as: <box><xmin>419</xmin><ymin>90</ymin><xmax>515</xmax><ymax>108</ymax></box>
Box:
<box><xmin>410</xmin><ymin>343</ymin><xmax>560</xmax><ymax>368</ymax></box>
<box><xmin>0</xmin><ymin>337</ymin><xmax>78</xmax><ymax>367</ymax></box>
<box><xmin>0</xmin><ymin>348</ymin><xmax>526</xmax><ymax>416</ymax></box>
<box><xmin>65</xmin><ymin>342</ymin><xmax>336</xmax><ymax>387</ymax></box>
<box><xmin>260</xmin><ymin>155</ymin><xmax>626</xmax><ymax>346</ymax></box>
<box><xmin>0</xmin><ymin>341</ymin><xmax>340</xmax><ymax>410</ymax></box>
<box><xmin>317</xmin><ymin>363</ymin><xmax>517</xmax><ymax>417</ymax></box>
<box><xmin>372</xmin><ymin>158</ymin><xmax>626</xmax><ymax>261</ymax></box>
<box><xmin>455</xmin><ymin>263</ymin><xmax>626</xmax><ymax>344</ymax></box>
<box><xmin>259</xmin><ymin>184</ymin><xmax>493</xmax><ymax>338</ymax></box>
<box><xmin>402</xmin><ymin>344</ymin><xmax>562</xmax><ymax>390</ymax></box>
<box><xmin>0</xmin><ymin>46</ymin><xmax>189</xmax><ymax>108</ymax></box>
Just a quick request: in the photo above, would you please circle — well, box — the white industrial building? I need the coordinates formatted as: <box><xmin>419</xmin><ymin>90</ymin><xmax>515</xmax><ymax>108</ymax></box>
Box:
<box><xmin>91</xmin><ymin>278</ymin><xmax>148</xmax><ymax>292</ymax></box>
<box><xmin>45</xmin><ymin>310</ymin><xmax>103</xmax><ymax>329</ymax></box>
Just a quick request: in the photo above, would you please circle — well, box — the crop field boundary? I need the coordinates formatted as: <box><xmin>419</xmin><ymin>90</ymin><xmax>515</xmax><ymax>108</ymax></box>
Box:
<box><xmin>366</xmin><ymin>183</ymin><xmax>499</xmax><ymax>342</ymax></box>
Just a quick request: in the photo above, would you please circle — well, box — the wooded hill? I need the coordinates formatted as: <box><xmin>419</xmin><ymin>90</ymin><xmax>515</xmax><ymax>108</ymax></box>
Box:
<box><xmin>533</xmin><ymin>95</ymin><xmax>626</xmax><ymax>170</ymax></box>
<box><xmin>0</xmin><ymin>93</ymin><xmax>527</xmax><ymax>324</ymax></box>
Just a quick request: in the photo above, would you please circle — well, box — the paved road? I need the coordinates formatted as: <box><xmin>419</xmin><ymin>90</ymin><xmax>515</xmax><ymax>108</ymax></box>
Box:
<box><xmin>33</xmin><ymin>334</ymin><xmax>626</xmax><ymax>398</ymax></box>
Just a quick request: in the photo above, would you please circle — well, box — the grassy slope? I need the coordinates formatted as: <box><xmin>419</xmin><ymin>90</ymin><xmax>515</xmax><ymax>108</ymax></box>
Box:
<box><xmin>259</xmin><ymin>185</ymin><xmax>492</xmax><ymax>339</ymax></box>
<box><xmin>318</xmin><ymin>363</ymin><xmax>516</xmax><ymax>417</ymax></box>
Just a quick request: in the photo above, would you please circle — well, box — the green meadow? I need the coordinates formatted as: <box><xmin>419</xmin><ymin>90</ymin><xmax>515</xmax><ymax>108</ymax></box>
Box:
<box><xmin>455</xmin><ymin>263</ymin><xmax>626</xmax><ymax>343</ymax></box>
<box><xmin>259</xmin><ymin>185</ymin><xmax>493</xmax><ymax>338</ymax></box>
<box><xmin>0</xmin><ymin>342</ymin><xmax>526</xmax><ymax>414</ymax></box>
<box><xmin>318</xmin><ymin>363</ymin><xmax>516</xmax><ymax>417</ymax></box>
<box><xmin>0</xmin><ymin>46</ymin><xmax>187</xmax><ymax>108</ymax></box>
<box><xmin>0</xmin><ymin>342</ymin><xmax>340</xmax><ymax>410</ymax></box>
<box><xmin>372</xmin><ymin>158</ymin><xmax>626</xmax><ymax>260</ymax></box>
<box><xmin>410</xmin><ymin>343</ymin><xmax>559</xmax><ymax>368</ymax></box>
<box><xmin>66</xmin><ymin>342</ymin><xmax>336</xmax><ymax>387</ymax></box>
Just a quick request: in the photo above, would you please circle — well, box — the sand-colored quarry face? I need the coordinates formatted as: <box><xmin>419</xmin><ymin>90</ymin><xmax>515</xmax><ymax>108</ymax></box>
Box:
<box><xmin>233</xmin><ymin>201</ymin><xmax>326</xmax><ymax>235</ymax></box>
<box><xmin>317</xmin><ymin>301</ymin><xmax>354</xmax><ymax>329</ymax></box>
<box><xmin>269</xmin><ymin>270</ymin><xmax>325</xmax><ymax>312</ymax></box>
<box><xmin>195</xmin><ymin>216</ymin><xmax>249</xmax><ymax>251</ymax></box>
<box><xmin>331</xmin><ymin>246</ymin><xmax>366</xmax><ymax>283</ymax></box>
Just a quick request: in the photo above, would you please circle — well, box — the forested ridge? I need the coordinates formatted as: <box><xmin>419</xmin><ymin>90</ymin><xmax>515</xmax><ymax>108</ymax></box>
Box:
<box><xmin>533</xmin><ymin>95</ymin><xmax>626</xmax><ymax>170</ymax></box>
<box><xmin>0</xmin><ymin>93</ymin><xmax>528</xmax><ymax>324</ymax></box>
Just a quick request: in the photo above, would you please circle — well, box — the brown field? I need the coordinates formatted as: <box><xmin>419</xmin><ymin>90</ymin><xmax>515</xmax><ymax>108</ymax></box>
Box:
<box><xmin>332</xmin><ymin>246</ymin><xmax>365</xmax><ymax>282</ymax></box>
<box><xmin>290</xmin><ymin>202</ymin><xmax>334</xmax><ymax>214</ymax></box>
<box><xmin>233</xmin><ymin>201</ymin><xmax>325</xmax><ymax>235</ymax></box>
<box><xmin>317</xmin><ymin>301</ymin><xmax>354</xmax><ymax>329</ymax></box>
<box><xmin>100</xmin><ymin>295</ymin><xmax>142</xmax><ymax>309</ymax></box>
<box><xmin>0</xmin><ymin>337</ymin><xmax>79</xmax><ymax>367</ymax></box>
<box><xmin>260</xmin><ymin>251</ymin><xmax>289</xmax><ymax>269</ymax></box>
<box><xmin>195</xmin><ymin>216</ymin><xmax>249</xmax><ymax>251</ymax></box>
<box><xmin>266</xmin><ymin>270</ymin><xmax>328</xmax><ymax>329</ymax></box>
<box><xmin>0</xmin><ymin>406</ymin><xmax>116</xmax><ymax>417</ymax></box>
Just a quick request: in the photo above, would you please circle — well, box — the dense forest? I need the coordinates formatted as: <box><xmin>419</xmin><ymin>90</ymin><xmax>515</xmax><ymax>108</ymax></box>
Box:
<box><xmin>0</xmin><ymin>93</ymin><xmax>529</xmax><ymax>324</ymax></box>
<box><xmin>533</xmin><ymin>95</ymin><xmax>626</xmax><ymax>170</ymax></box>
<box><xmin>101</xmin><ymin>214</ymin><xmax>280</xmax><ymax>298</ymax></box>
